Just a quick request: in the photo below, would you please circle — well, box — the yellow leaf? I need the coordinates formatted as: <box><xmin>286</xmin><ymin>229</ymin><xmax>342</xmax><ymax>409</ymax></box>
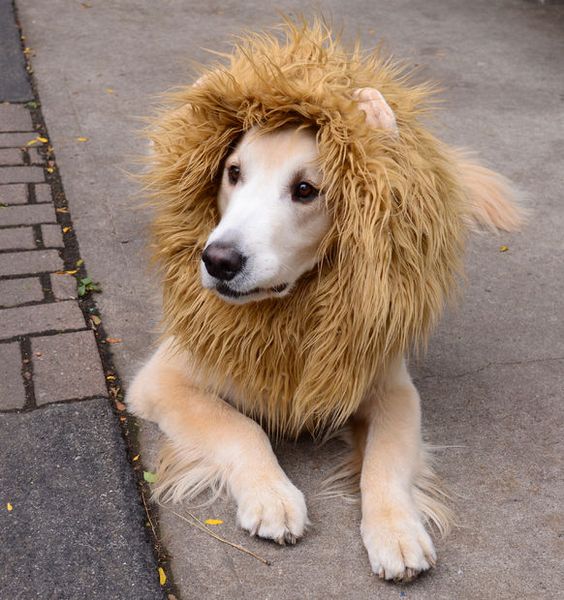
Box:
<box><xmin>158</xmin><ymin>567</ymin><xmax>167</xmax><ymax>586</ymax></box>
<box><xmin>62</xmin><ymin>226</ymin><xmax>72</xmax><ymax>233</ymax></box>
<box><xmin>105</xmin><ymin>87</ymin><xmax>115</xmax><ymax>94</ymax></box>
<box><xmin>204</xmin><ymin>518</ymin><xmax>223</xmax><ymax>525</ymax></box>
<box><xmin>106</xmin><ymin>374</ymin><xmax>116</xmax><ymax>381</ymax></box>
<box><xmin>76</xmin><ymin>259</ymin><xmax>84</xmax><ymax>266</ymax></box>
<box><xmin>65</xmin><ymin>269</ymin><xmax>78</xmax><ymax>275</ymax></box>
<box><xmin>7</xmin><ymin>503</ymin><xmax>13</xmax><ymax>512</ymax></box>
<box><xmin>46</xmin><ymin>167</ymin><xmax>55</xmax><ymax>173</ymax></box>
<box><xmin>37</xmin><ymin>136</ymin><xmax>48</xmax><ymax>143</ymax></box>
<box><xmin>26</xmin><ymin>139</ymin><xmax>38</xmax><ymax>146</ymax></box>
<box><xmin>132</xmin><ymin>454</ymin><xmax>140</xmax><ymax>461</ymax></box>
<box><xmin>499</xmin><ymin>245</ymin><xmax>509</xmax><ymax>252</ymax></box>
<box><xmin>76</xmin><ymin>136</ymin><xmax>89</xmax><ymax>142</ymax></box>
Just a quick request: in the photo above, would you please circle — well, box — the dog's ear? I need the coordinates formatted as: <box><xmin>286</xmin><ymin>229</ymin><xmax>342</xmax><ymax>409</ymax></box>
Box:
<box><xmin>352</xmin><ymin>88</ymin><xmax>398</xmax><ymax>137</ymax></box>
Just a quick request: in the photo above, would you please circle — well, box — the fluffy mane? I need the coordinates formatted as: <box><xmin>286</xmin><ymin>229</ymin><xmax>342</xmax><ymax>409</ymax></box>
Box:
<box><xmin>145</xmin><ymin>21</ymin><xmax>466</xmax><ymax>436</ymax></box>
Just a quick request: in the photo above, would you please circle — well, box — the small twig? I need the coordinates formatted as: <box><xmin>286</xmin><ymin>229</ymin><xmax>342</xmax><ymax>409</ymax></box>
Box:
<box><xmin>163</xmin><ymin>505</ymin><xmax>271</xmax><ymax>566</ymax></box>
<box><xmin>141</xmin><ymin>488</ymin><xmax>159</xmax><ymax>543</ymax></box>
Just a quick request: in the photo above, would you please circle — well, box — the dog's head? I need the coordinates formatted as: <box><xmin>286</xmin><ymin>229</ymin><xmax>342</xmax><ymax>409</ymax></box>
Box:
<box><xmin>200</xmin><ymin>126</ymin><xmax>329</xmax><ymax>303</ymax></box>
<box><xmin>146</xmin><ymin>21</ymin><xmax>467</xmax><ymax>432</ymax></box>
<box><xmin>201</xmin><ymin>88</ymin><xmax>398</xmax><ymax>304</ymax></box>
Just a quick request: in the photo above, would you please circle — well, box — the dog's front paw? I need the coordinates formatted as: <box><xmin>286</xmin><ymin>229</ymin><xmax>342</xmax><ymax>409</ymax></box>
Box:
<box><xmin>234</xmin><ymin>474</ymin><xmax>308</xmax><ymax>545</ymax></box>
<box><xmin>361</xmin><ymin>507</ymin><xmax>436</xmax><ymax>582</ymax></box>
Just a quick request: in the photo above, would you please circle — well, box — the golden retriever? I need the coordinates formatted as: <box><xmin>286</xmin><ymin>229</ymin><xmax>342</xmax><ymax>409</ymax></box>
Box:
<box><xmin>126</xmin><ymin>22</ymin><xmax>522</xmax><ymax>582</ymax></box>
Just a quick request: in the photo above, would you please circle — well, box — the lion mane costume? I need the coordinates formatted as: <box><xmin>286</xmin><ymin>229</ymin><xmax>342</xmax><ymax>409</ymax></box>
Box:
<box><xmin>144</xmin><ymin>21</ymin><xmax>513</xmax><ymax>437</ymax></box>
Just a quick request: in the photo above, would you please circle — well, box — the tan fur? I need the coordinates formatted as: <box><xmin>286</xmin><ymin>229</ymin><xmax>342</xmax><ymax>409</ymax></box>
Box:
<box><xmin>129</xmin><ymin>19</ymin><xmax>522</xmax><ymax>582</ymax></box>
<box><xmin>454</xmin><ymin>151</ymin><xmax>524</xmax><ymax>232</ymax></box>
<box><xmin>145</xmin><ymin>20</ymin><xmax>467</xmax><ymax>436</ymax></box>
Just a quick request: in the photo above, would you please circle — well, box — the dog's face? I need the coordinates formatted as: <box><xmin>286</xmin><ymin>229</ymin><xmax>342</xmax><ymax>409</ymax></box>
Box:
<box><xmin>201</xmin><ymin>126</ymin><xmax>331</xmax><ymax>304</ymax></box>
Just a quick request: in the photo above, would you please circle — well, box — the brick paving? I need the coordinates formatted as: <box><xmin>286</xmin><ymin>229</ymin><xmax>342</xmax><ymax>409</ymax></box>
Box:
<box><xmin>0</xmin><ymin>102</ymin><xmax>108</xmax><ymax>411</ymax></box>
<box><xmin>0</xmin><ymin>183</ymin><xmax>27</xmax><ymax>204</ymax></box>
<box><xmin>0</xmin><ymin>5</ymin><xmax>165</xmax><ymax>597</ymax></box>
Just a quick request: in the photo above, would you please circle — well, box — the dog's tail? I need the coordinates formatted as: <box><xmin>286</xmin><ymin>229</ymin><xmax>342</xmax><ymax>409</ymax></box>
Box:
<box><xmin>453</xmin><ymin>150</ymin><xmax>525</xmax><ymax>233</ymax></box>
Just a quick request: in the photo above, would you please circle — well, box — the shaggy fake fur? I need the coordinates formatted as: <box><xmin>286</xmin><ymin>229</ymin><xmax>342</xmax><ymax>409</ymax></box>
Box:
<box><xmin>145</xmin><ymin>21</ymin><xmax>505</xmax><ymax>436</ymax></box>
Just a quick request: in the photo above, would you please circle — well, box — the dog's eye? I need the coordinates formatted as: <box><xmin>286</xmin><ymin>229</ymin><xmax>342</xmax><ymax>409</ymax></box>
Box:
<box><xmin>227</xmin><ymin>165</ymin><xmax>240</xmax><ymax>185</ymax></box>
<box><xmin>293</xmin><ymin>181</ymin><xmax>318</xmax><ymax>203</ymax></box>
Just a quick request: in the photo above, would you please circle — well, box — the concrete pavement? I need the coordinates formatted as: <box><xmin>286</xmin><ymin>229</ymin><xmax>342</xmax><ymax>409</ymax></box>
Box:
<box><xmin>16</xmin><ymin>0</ymin><xmax>564</xmax><ymax>598</ymax></box>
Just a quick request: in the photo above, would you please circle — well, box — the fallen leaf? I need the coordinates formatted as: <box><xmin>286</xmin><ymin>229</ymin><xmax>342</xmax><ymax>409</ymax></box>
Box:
<box><xmin>76</xmin><ymin>136</ymin><xmax>89</xmax><ymax>142</ymax></box>
<box><xmin>26</xmin><ymin>138</ymin><xmax>38</xmax><ymax>146</ymax></box>
<box><xmin>34</xmin><ymin>351</ymin><xmax>42</xmax><ymax>357</ymax></box>
<box><xmin>143</xmin><ymin>471</ymin><xmax>157</xmax><ymax>483</ymax></box>
<box><xmin>106</xmin><ymin>374</ymin><xmax>116</xmax><ymax>381</ymax></box>
<box><xmin>204</xmin><ymin>519</ymin><xmax>224</xmax><ymax>525</ymax></box>
<box><xmin>106</xmin><ymin>337</ymin><xmax>122</xmax><ymax>344</ymax></box>
<box><xmin>76</xmin><ymin>259</ymin><xmax>84</xmax><ymax>267</ymax></box>
<box><xmin>54</xmin><ymin>269</ymin><xmax>77</xmax><ymax>275</ymax></box>
<box><xmin>132</xmin><ymin>454</ymin><xmax>140</xmax><ymax>461</ymax></box>
<box><xmin>7</xmin><ymin>503</ymin><xmax>13</xmax><ymax>512</ymax></box>
<box><xmin>37</xmin><ymin>136</ymin><xmax>48</xmax><ymax>143</ymax></box>
<box><xmin>119</xmin><ymin>416</ymin><xmax>126</xmax><ymax>422</ymax></box>
<box><xmin>56</xmin><ymin>207</ymin><xmax>69</xmax><ymax>213</ymax></box>
<box><xmin>158</xmin><ymin>567</ymin><xmax>167</xmax><ymax>586</ymax></box>
<box><xmin>105</xmin><ymin>87</ymin><xmax>115</xmax><ymax>94</ymax></box>
<box><xmin>62</xmin><ymin>226</ymin><xmax>72</xmax><ymax>233</ymax></box>
<box><xmin>115</xmin><ymin>400</ymin><xmax>126</xmax><ymax>411</ymax></box>
<box><xmin>46</xmin><ymin>167</ymin><xmax>55</xmax><ymax>174</ymax></box>
<box><xmin>499</xmin><ymin>245</ymin><xmax>509</xmax><ymax>252</ymax></box>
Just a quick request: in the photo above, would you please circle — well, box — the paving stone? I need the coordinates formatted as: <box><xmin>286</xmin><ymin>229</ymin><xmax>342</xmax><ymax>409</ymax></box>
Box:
<box><xmin>0</xmin><ymin>165</ymin><xmax>44</xmax><ymax>183</ymax></box>
<box><xmin>32</xmin><ymin>330</ymin><xmax>107</xmax><ymax>404</ymax></box>
<box><xmin>51</xmin><ymin>273</ymin><xmax>77</xmax><ymax>300</ymax></box>
<box><xmin>0</xmin><ymin>148</ymin><xmax>23</xmax><ymax>165</ymax></box>
<box><xmin>0</xmin><ymin>399</ymin><xmax>164</xmax><ymax>600</ymax></box>
<box><xmin>0</xmin><ymin>300</ymin><xmax>85</xmax><ymax>340</ymax></box>
<box><xmin>34</xmin><ymin>182</ymin><xmax>52</xmax><ymax>203</ymax></box>
<box><xmin>0</xmin><ymin>226</ymin><xmax>35</xmax><ymax>250</ymax></box>
<box><xmin>0</xmin><ymin>249</ymin><xmax>62</xmax><ymax>276</ymax></box>
<box><xmin>0</xmin><ymin>132</ymin><xmax>38</xmax><ymax>148</ymax></box>
<box><xmin>41</xmin><ymin>223</ymin><xmax>63</xmax><ymax>248</ymax></box>
<box><xmin>28</xmin><ymin>147</ymin><xmax>43</xmax><ymax>164</ymax></box>
<box><xmin>0</xmin><ymin>202</ymin><xmax>57</xmax><ymax>225</ymax></box>
<box><xmin>0</xmin><ymin>277</ymin><xmax>44</xmax><ymax>307</ymax></box>
<box><xmin>0</xmin><ymin>183</ymin><xmax>27</xmax><ymax>204</ymax></box>
<box><xmin>0</xmin><ymin>104</ymin><xmax>34</xmax><ymax>132</ymax></box>
<box><xmin>0</xmin><ymin>341</ymin><xmax>26</xmax><ymax>409</ymax></box>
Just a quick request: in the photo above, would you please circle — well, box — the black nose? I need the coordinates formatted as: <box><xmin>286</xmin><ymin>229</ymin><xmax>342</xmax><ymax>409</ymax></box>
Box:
<box><xmin>202</xmin><ymin>242</ymin><xmax>246</xmax><ymax>281</ymax></box>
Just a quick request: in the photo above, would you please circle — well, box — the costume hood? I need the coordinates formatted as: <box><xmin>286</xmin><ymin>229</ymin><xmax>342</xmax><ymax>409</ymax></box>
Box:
<box><xmin>145</xmin><ymin>21</ymin><xmax>466</xmax><ymax>436</ymax></box>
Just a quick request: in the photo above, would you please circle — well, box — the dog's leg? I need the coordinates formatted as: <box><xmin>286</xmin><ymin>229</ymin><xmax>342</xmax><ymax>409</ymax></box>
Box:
<box><xmin>127</xmin><ymin>339</ymin><xmax>308</xmax><ymax>545</ymax></box>
<box><xmin>358</xmin><ymin>356</ymin><xmax>437</xmax><ymax>582</ymax></box>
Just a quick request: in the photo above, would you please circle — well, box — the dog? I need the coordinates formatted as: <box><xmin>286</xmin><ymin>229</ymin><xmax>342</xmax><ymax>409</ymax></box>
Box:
<box><xmin>126</xmin><ymin>22</ymin><xmax>522</xmax><ymax>582</ymax></box>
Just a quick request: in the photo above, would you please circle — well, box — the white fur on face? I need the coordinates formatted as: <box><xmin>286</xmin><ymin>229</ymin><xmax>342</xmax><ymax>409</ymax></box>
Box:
<box><xmin>201</xmin><ymin>127</ymin><xmax>331</xmax><ymax>304</ymax></box>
